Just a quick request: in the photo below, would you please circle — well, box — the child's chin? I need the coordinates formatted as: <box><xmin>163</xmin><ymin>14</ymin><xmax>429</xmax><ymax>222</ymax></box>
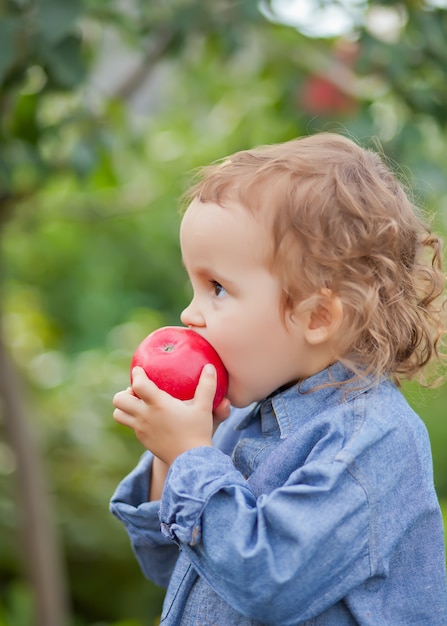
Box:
<box><xmin>228</xmin><ymin>390</ymin><xmax>259</xmax><ymax>409</ymax></box>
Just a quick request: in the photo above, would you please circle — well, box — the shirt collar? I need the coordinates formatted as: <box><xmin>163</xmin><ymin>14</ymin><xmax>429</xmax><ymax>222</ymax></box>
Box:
<box><xmin>235</xmin><ymin>362</ymin><xmax>378</xmax><ymax>438</ymax></box>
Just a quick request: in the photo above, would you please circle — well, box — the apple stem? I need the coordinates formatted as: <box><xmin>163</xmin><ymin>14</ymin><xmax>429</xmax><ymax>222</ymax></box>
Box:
<box><xmin>163</xmin><ymin>344</ymin><xmax>176</xmax><ymax>352</ymax></box>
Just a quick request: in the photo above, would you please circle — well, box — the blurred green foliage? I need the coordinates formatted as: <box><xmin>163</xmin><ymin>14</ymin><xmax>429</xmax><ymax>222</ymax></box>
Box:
<box><xmin>0</xmin><ymin>0</ymin><xmax>446</xmax><ymax>624</ymax></box>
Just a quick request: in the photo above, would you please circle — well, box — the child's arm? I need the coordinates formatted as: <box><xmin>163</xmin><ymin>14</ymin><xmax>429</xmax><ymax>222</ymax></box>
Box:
<box><xmin>149</xmin><ymin>456</ymin><xmax>169</xmax><ymax>501</ymax></box>
<box><xmin>110</xmin><ymin>451</ymin><xmax>180</xmax><ymax>589</ymax></box>
<box><xmin>158</xmin><ymin>444</ymin><xmax>373</xmax><ymax>623</ymax></box>
<box><xmin>111</xmin><ymin>365</ymin><xmax>232</xmax><ymax>589</ymax></box>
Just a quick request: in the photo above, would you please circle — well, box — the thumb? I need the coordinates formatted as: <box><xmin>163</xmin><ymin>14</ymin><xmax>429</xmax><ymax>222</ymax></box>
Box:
<box><xmin>194</xmin><ymin>364</ymin><xmax>217</xmax><ymax>410</ymax></box>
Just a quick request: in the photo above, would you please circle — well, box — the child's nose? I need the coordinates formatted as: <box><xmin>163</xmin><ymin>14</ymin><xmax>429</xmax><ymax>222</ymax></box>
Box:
<box><xmin>180</xmin><ymin>299</ymin><xmax>205</xmax><ymax>328</ymax></box>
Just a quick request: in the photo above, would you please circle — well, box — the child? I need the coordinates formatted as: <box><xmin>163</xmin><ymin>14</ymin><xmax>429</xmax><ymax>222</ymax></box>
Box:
<box><xmin>110</xmin><ymin>132</ymin><xmax>447</xmax><ymax>625</ymax></box>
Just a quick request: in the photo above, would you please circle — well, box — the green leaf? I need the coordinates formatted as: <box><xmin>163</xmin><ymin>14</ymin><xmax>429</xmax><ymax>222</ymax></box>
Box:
<box><xmin>10</xmin><ymin>94</ymin><xmax>39</xmax><ymax>144</ymax></box>
<box><xmin>41</xmin><ymin>34</ymin><xmax>86</xmax><ymax>88</ymax></box>
<box><xmin>36</xmin><ymin>0</ymin><xmax>83</xmax><ymax>45</ymax></box>
<box><xmin>0</xmin><ymin>18</ymin><xmax>22</xmax><ymax>83</ymax></box>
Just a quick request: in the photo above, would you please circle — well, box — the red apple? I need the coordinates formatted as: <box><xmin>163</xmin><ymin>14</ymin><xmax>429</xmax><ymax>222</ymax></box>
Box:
<box><xmin>130</xmin><ymin>326</ymin><xmax>228</xmax><ymax>410</ymax></box>
<box><xmin>299</xmin><ymin>76</ymin><xmax>358</xmax><ymax>116</ymax></box>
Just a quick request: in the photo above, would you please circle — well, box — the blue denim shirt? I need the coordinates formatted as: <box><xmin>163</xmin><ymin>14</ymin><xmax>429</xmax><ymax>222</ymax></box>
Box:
<box><xmin>110</xmin><ymin>363</ymin><xmax>447</xmax><ymax>625</ymax></box>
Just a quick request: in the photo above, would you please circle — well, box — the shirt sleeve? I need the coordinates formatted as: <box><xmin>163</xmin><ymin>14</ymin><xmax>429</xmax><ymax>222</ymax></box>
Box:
<box><xmin>110</xmin><ymin>451</ymin><xmax>180</xmax><ymax>588</ymax></box>
<box><xmin>159</xmin><ymin>445</ymin><xmax>373</xmax><ymax>623</ymax></box>
<box><xmin>108</xmin><ymin>407</ymin><xmax>253</xmax><ymax>589</ymax></box>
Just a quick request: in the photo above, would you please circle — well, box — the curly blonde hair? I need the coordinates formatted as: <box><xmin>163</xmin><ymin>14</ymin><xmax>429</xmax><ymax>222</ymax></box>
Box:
<box><xmin>184</xmin><ymin>132</ymin><xmax>446</xmax><ymax>386</ymax></box>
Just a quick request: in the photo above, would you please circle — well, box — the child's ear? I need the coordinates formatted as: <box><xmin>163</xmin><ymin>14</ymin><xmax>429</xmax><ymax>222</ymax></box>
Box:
<box><xmin>290</xmin><ymin>289</ymin><xmax>343</xmax><ymax>345</ymax></box>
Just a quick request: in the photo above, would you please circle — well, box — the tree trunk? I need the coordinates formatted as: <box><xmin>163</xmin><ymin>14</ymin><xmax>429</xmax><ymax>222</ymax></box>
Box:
<box><xmin>0</xmin><ymin>218</ymin><xmax>70</xmax><ymax>626</ymax></box>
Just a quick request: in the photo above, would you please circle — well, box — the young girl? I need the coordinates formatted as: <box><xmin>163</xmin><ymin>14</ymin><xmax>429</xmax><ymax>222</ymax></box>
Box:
<box><xmin>111</xmin><ymin>132</ymin><xmax>447</xmax><ymax>625</ymax></box>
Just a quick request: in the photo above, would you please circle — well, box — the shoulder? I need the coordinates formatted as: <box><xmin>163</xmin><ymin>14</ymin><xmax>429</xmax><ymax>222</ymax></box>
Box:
<box><xmin>336</xmin><ymin>380</ymin><xmax>432</xmax><ymax>470</ymax></box>
<box><xmin>271</xmin><ymin>378</ymin><xmax>434</xmax><ymax>491</ymax></box>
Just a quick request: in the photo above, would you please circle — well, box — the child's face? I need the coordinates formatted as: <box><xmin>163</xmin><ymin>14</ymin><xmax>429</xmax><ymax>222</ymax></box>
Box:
<box><xmin>180</xmin><ymin>198</ymin><xmax>313</xmax><ymax>408</ymax></box>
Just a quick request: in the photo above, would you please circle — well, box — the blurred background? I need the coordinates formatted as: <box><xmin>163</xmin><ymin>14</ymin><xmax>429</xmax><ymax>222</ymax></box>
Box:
<box><xmin>0</xmin><ymin>0</ymin><xmax>446</xmax><ymax>624</ymax></box>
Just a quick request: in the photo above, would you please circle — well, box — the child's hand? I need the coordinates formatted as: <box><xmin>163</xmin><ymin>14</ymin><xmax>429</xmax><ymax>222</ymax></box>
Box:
<box><xmin>212</xmin><ymin>396</ymin><xmax>231</xmax><ymax>433</ymax></box>
<box><xmin>112</xmin><ymin>365</ymin><xmax>229</xmax><ymax>465</ymax></box>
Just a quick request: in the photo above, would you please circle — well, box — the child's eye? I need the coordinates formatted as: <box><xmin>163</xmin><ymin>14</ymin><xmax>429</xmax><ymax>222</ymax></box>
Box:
<box><xmin>210</xmin><ymin>280</ymin><xmax>227</xmax><ymax>298</ymax></box>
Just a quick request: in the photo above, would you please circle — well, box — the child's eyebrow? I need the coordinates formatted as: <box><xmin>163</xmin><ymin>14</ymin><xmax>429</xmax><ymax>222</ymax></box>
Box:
<box><xmin>182</xmin><ymin>260</ymin><xmax>236</xmax><ymax>288</ymax></box>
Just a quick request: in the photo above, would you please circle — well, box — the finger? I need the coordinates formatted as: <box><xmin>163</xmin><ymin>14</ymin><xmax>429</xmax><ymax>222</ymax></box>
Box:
<box><xmin>131</xmin><ymin>367</ymin><xmax>161</xmax><ymax>402</ymax></box>
<box><xmin>194</xmin><ymin>364</ymin><xmax>217</xmax><ymax>411</ymax></box>
<box><xmin>113</xmin><ymin>407</ymin><xmax>136</xmax><ymax>428</ymax></box>
<box><xmin>130</xmin><ymin>366</ymin><xmax>148</xmax><ymax>391</ymax></box>
<box><xmin>213</xmin><ymin>397</ymin><xmax>231</xmax><ymax>423</ymax></box>
<box><xmin>113</xmin><ymin>388</ymin><xmax>140</xmax><ymax>412</ymax></box>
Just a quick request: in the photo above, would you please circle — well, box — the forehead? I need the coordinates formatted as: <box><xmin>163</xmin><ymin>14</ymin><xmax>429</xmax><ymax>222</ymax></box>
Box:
<box><xmin>180</xmin><ymin>197</ymin><xmax>270</xmax><ymax>266</ymax></box>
